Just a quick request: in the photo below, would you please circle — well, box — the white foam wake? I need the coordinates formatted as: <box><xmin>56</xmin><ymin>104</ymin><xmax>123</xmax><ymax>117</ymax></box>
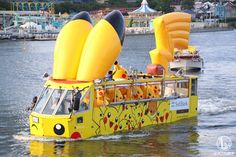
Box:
<box><xmin>13</xmin><ymin>131</ymin><xmax>149</xmax><ymax>142</ymax></box>
<box><xmin>89</xmin><ymin>132</ymin><xmax>149</xmax><ymax>141</ymax></box>
<box><xmin>198</xmin><ymin>97</ymin><xmax>236</xmax><ymax>115</ymax></box>
<box><xmin>13</xmin><ymin>132</ymin><xmax>78</xmax><ymax>142</ymax></box>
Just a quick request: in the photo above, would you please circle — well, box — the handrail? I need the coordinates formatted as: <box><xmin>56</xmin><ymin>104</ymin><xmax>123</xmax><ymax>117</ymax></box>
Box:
<box><xmin>96</xmin><ymin>76</ymin><xmax>186</xmax><ymax>87</ymax></box>
<box><xmin>109</xmin><ymin>96</ymin><xmax>180</xmax><ymax>106</ymax></box>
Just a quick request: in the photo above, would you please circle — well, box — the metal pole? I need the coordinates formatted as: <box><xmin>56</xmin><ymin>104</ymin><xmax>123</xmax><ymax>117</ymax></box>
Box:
<box><xmin>224</xmin><ymin>5</ymin><xmax>226</xmax><ymax>24</ymax></box>
<box><xmin>3</xmin><ymin>12</ymin><xmax>6</xmax><ymax>33</ymax></box>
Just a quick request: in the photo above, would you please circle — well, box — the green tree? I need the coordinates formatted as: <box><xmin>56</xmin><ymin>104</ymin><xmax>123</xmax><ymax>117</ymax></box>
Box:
<box><xmin>54</xmin><ymin>2</ymin><xmax>75</xmax><ymax>14</ymax></box>
<box><xmin>155</xmin><ymin>0</ymin><xmax>174</xmax><ymax>13</ymax></box>
<box><xmin>181</xmin><ymin>0</ymin><xmax>194</xmax><ymax>10</ymax></box>
<box><xmin>0</xmin><ymin>0</ymin><xmax>10</xmax><ymax>10</ymax></box>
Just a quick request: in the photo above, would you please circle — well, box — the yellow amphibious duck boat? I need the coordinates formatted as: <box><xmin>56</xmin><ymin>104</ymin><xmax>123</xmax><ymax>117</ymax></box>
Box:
<box><xmin>29</xmin><ymin>11</ymin><xmax>198</xmax><ymax>139</ymax></box>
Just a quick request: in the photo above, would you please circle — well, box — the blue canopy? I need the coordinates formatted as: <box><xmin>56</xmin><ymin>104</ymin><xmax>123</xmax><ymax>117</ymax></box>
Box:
<box><xmin>132</xmin><ymin>0</ymin><xmax>157</xmax><ymax>13</ymax></box>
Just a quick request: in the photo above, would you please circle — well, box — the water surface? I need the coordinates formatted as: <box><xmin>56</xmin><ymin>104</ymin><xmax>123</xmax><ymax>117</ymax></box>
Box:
<box><xmin>0</xmin><ymin>30</ymin><xmax>236</xmax><ymax>156</ymax></box>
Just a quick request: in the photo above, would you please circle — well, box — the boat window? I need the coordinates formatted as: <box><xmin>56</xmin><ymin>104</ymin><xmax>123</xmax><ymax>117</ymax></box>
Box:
<box><xmin>95</xmin><ymin>81</ymin><xmax>163</xmax><ymax>106</ymax></box>
<box><xmin>191</xmin><ymin>78</ymin><xmax>198</xmax><ymax>96</ymax></box>
<box><xmin>34</xmin><ymin>88</ymin><xmax>53</xmax><ymax>113</ymax></box>
<box><xmin>164</xmin><ymin>81</ymin><xmax>177</xmax><ymax>97</ymax></box>
<box><xmin>164</xmin><ymin>80</ymin><xmax>189</xmax><ymax>97</ymax></box>
<box><xmin>42</xmin><ymin>89</ymin><xmax>65</xmax><ymax>115</ymax></box>
<box><xmin>74</xmin><ymin>90</ymin><xmax>90</xmax><ymax>113</ymax></box>
<box><xmin>176</xmin><ymin>80</ymin><xmax>189</xmax><ymax>97</ymax></box>
<box><xmin>56</xmin><ymin>91</ymin><xmax>73</xmax><ymax>115</ymax></box>
<box><xmin>146</xmin><ymin>82</ymin><xmax>161</xmax><ymax>98</ymax></box>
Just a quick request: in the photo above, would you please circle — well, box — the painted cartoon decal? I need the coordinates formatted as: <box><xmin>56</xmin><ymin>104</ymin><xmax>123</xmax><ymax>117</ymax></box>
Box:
<box><xmin>93</xmin><ymin>100</ymin><xmax>172</xmax><ymax>135</ymax></box>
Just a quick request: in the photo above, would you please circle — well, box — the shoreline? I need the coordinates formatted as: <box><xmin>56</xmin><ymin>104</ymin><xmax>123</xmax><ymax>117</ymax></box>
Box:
<box><xmin>191</xmin><ymin>27</ymin><xmax>234</xmax><ymax>33</ymax></box>
<box><xmin>126</xmin><ymin>27</ymin><xmax>234</xmax><ymax>36</ymax></box>
<box><xmin>0</xmin><ymin>27</ymin><xmax>234</xmax><ymax>41</ymax></box>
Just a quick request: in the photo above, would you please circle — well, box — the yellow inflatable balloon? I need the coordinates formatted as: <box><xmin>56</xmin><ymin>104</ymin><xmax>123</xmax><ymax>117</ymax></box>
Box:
<box><xmin>150</xmin><ymin>12</ymin><xmax>191</xmax><ymax>74</ymax></box>
<box><xmin>53</xmin><ymin>11</ymin><xmax>93</xmax><ymax>80</ymax></box>
<box><xmin>77</xmin><ymin>10</ymin><xmax>125</xmax><ymax>81</ymax></box>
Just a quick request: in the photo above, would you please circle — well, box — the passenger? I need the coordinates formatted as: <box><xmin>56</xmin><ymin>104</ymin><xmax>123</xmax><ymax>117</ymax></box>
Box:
<box><xmin>105</xmin><ymin>70</ymin><xmax>115</xmax><ymax>81</ymax></box>
<box><xmin>73</xmin><ymin>91</ymin><xmax>82</xmax><ymax>111</ymax></box>
<box><xmin>27</xmin><ymin>96</ymin><xmax>38</xmax><ymax>111</ymax></box>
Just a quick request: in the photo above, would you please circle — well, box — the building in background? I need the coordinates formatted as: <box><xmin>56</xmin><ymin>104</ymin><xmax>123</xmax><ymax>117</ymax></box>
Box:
<box><xmin>11</xmin><ymin>0</ymin><xmax>54</xmax><ymax>13</ymax></box>
<box><xmin>215</xmin><ymin>3</ymin><xmax>226</xmax><ymax>20</ymax></box>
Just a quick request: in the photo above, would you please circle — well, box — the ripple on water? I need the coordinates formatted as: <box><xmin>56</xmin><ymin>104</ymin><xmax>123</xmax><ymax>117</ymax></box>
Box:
<box><xmin>1</xmin><ymin>31</ymin><xmax>236</xmax><ymax>156</ymax></box>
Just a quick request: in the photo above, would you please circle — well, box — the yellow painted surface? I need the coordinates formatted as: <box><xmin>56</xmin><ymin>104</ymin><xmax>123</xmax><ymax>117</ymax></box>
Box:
<box><xmin>44</xmin><ymin>79</ymin><xmax>92</xmax><ymax>90</ymax></box>
<box><xmin>77</xmin><ymin>20</ymin><xmax>122</xmax><ymax>81</ymax></box>
<box><xmin>30</xmin><ymin>97</ymin><xmax>197</xmax><ymax>139</ymax></box>
<box><xmin>53</xmin><ymin>20</ymin><xmax>93</xmax><ymax>80</ymax></box>
<box><xmin>30</xmin><ymin>77</ymin><xmax>198</xmax><ymax>140</ymax></box>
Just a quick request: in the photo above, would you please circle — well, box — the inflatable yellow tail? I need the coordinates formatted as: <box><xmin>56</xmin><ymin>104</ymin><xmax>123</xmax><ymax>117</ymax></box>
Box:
<box><xmin>53</xmin><ymin>11</ymin><xmax>93</xmax><ymax>80</ymax></box>
<box><xmin>149</xmin><ymin>12</ymin><xmax>191</xmax><ymax>74</ymax></box>
<box><xmin>77</xmin><ymin>10</ymin><xmax>125</xmax><ymax>81</ymax></box>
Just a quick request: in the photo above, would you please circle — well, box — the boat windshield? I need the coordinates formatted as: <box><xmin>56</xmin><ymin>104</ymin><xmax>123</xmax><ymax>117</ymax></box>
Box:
<box><xmin>34</xmin><ymin>88</ymin><xmax>53</xmax><ymax>113</ymax></box>
<box><xmin>33</xmin><ymin>88</ymin><xmax>90</xmax><ymax>115</ymax></box>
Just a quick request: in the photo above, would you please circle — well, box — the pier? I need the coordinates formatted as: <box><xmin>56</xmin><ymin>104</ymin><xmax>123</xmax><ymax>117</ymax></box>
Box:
<box><xmin>0</xmin><ymin>31</ymin><xmax>58</xmax><ymax>40</ymax></box>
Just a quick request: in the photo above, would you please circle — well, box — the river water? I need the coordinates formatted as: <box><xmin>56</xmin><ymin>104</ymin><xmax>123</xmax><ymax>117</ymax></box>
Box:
<box><xmin>0</xmin><ymin>30</ymin><xmax>236</xmax><ymax>156</ymax></box>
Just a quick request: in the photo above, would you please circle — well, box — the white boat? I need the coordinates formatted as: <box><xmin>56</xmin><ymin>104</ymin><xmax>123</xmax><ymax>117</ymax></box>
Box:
<box><xmin>170</xmin><ymin>46</ymin><xmax>204</xmax><ymax>71</ymax></box>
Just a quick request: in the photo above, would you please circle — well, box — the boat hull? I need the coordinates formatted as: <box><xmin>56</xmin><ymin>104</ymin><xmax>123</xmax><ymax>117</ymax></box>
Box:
<box><xmin>30</xmin><ymin>96</ymin><xmax>198</xmax><ymax>139</ymax></box>
<box><xmin>170</xmin><ymin>58</ymin><xmax>203</xmax><ymax>71</ymax></box>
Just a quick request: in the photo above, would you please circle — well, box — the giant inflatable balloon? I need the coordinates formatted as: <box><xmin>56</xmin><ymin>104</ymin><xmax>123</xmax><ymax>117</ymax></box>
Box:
<box><xmin>149</xmin><ymin>12</ymin><xmax>191</xmax><ymax>74</ymax></box>
<box><xmin>53</xmin><ymin>10</ymin><xmax>125</xmax><ymax>82</ymax></box>
<box><xmin>53</xmin><ymin>11</ymin><xmax>93</xmax><ymax>80</ymax></box>
<box><xmin>77</xmin><ymin>10</ymin><xmax>125</xmax><ymax>81</ymax></box>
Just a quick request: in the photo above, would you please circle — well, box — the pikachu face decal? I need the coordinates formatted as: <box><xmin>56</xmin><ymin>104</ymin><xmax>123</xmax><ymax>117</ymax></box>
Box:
<box><xmin>53</xmin><ymin>10</ymin><xmax>125</xmax><ymax>81</ymax></box>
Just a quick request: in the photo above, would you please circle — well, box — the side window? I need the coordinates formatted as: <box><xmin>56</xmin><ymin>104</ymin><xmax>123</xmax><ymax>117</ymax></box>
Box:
<box><xmin>191</xmin><ymin>78</ymin><xmax>198</xmax><ymax>96</ymax></box>
<box><xmin>56</xmin><ymin>91</ymin><xmax>73</xmax><ymax>115</ymax></box>
<box><xmin>164</xmin><ymin>81</ymin><xmax>176</xmax><ymax>97</ymax></box>
<box><xmin>105</xmin><ymin>85</ymin><xmax>124</xmax><ymax>103</ymax></box>
<box><xmin>34</xmin><ymin>88</ymin><xmax>53</xmax><ymax>113</ymax></box>
<box><xmin>146</xmin><ymin>82</ymin><xmax>161</xmax><ymax>98</ymax></box>
<box><xmin>43</xmin><ymin>89</ymin><xmax>64</xmax><ymax>114</ymax></box>
<box><xmin>176</xmin><ymin>80</ymin><xmax>189</xmax><ymax>97</ymax></box>
<box><xmin>132</xmin><ymin>83</ymin><xmax>148</xmax><ymax>100</ymax></box>
<box><xmin>74</xmin><ymin>90</ymin><xmax>90</xmax><ymax>113</ymax></box>
<box><xmin>79</xmin><ymin>90</ymin><xmax>90</xmax><ymax>112</ymax></box>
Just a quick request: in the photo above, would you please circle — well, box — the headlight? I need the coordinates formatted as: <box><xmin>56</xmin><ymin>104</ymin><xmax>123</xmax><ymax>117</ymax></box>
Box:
<box><xmin>32</xmin><ymin>116</ymin><xmax>39</xmax><ymax>123</ymax></box>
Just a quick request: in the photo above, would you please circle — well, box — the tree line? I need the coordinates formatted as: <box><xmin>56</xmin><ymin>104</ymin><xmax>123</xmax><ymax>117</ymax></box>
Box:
<box><xmin>2</xmin><ymin>0</ymin><xmax>236</xmax><ymax>14</ymax></box>
<box><xmin>54</xmin><ymin>0</ymin><xmax>196</xmax><ymax>14</ymax></box>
